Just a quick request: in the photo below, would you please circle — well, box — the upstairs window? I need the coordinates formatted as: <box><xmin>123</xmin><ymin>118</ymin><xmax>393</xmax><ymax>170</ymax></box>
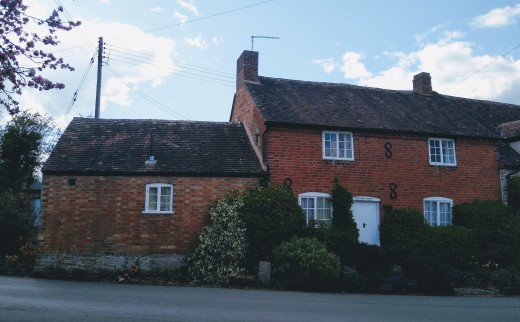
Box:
<box><xmin>429</xmin><ymin>138</ymin><xmax>456</xmax><ymax>166</ymax></box>
<box><xmin>299</xmin><ymin>192</ymin><xmax>333</xmax><ymax>226</ymax></box>
<box><xmin>144</xmin><ymin>183</ymin><xmax>174</xmax><ymax>214</ymax></box>
<box><xmin>423</xmin><ymin>197</ymin><xmax>453</xmax><ymax>226</ymax></box>
<box><xmin>323</xmin><ymin>131</ymin><xmax>354</xmax><ymax>160</ymax></box>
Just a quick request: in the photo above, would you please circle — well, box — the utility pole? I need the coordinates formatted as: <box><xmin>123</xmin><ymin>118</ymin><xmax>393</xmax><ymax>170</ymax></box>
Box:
<box><xmin>95</xmin><ymin>37</ymin><xmax>103</xmax><ymax>119</ymax></box>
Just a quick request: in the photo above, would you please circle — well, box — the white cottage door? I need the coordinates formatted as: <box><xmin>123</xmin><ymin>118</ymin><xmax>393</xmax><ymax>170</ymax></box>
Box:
<box><xmin>352</xmin><ymin>197</ymin><xmax>380</xmax><ymax>245</ymax></box>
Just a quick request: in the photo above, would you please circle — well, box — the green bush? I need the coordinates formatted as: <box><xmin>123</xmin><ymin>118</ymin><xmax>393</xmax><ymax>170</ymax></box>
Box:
<box><xmin>0</xmin><ymin>190</ymin><xmax>34</xmax><ymax>255</ymax></box>
<box><xmin>188</xmin><ymin>193</ymin><xmax>247</xmax><ymax>285</ymax></box>
<box><xmin>430</xmin><ymin>225</ymin><xmax>476</xmax><ymax>269</ymax></box>
<box><xmin>509</xmin><ymin>176</ymin><xmax>520</xmax><ymax>211</ymax></box>
<box><xmin>453</xmin><ymin>200</ymin><xmax>520</xmax><ymax>267</ymax></box>
<box><xmin>241</xmin><ymin>184</ymin><xmax>306</xmax><ymax>267</ymax></box>
<box><xmin>379</xmin><ymin>208</ymin><xmax>430</xmax><ymax>266</ymax></box>
<box><xmin>272</xmin><ymin>237</ymin><xmax>340</xmax><ymax>292</ymax></box>
<box><xmin>351</xmin><ymin>243</ymin><xmax>390</xmax><ymax>274</ymax></box>
<box><xmin>331</xmin><ymin>179</ymin><xmax>359</xmax><ymax>241</ymax></box>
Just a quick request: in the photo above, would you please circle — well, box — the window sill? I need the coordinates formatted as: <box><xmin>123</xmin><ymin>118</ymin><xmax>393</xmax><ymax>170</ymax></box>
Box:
<box><xmin>429</xmin><ymin>163</ymin><xmax>457</xmax><ymax>168</ymax></box>
<box><xmin>141</xmin><ymin>211</ymin><xmax>175</xmax><ymax>216</ymax></box>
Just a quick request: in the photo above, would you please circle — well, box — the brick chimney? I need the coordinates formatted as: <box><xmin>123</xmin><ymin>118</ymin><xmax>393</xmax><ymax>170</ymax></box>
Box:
<box><xmin>236</xmin><ymin>50</ymin><xmax>259</xmax><ymax>92</ymax></box>
<box><xmin>413</xmin><ymin>72</ymin><xmax>433</xmax><ymax>95</ymax></box>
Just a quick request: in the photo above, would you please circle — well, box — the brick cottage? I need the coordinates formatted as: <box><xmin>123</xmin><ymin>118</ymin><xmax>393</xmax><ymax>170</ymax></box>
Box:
<box><xmin>37</xmin><ymin>119</ymin><xmax>264</xmax><ymax>273</ymax></box>
<box><xmin>37</xmin><ymin>50</ymin><xmax>520</xmax><ymax>274</ymax></box>
<box><xmin>230</xmin><ymin>50</ymin><xmax>520</xmax><ymax>245</ymax></box>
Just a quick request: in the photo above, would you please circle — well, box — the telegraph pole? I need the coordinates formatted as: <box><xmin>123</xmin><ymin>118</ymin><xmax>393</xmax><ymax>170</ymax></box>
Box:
<box><xmin>95</xmin><ymin>37</ymin><xmax>103</xmax><ymax>119</ymax></box>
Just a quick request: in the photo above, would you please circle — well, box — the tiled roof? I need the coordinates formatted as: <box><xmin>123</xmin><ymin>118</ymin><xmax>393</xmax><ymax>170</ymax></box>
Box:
<box><xmin>43</xmin><ymin>118</ymin><xmax>265</xmax><ymax>176</ymax></box>
<box><xmin>499</xmin><ymin>142</ymin><xmax>520</xmax><ymax>169</ymax></box>
<box><xmin>245</xmin><ymin>76</ymin><xmax>520</xmax><ymax>139</ymax></box>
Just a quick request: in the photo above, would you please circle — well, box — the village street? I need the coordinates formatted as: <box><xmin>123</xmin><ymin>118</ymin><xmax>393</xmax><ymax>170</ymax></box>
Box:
<box><xmin>1</xmin><ymin>276</ymin><xmax>519</xmax><ymax>322</ymax></box>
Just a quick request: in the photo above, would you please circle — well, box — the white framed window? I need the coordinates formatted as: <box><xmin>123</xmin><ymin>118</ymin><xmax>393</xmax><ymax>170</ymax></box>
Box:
<box><xmin>323</xmin><ymin>131</ymin><xmax>354</xmax><ymax>160</ymax></box>
<box><xmin>299</xmin><ymin>192</ymin><xmax>333</xmax><ymax>226</ymax></box>
<box><xmin>144</xmin><ymin>183</ymin><xmax>174</xmax><ymax>214</ymax></box>
<box><xmin>429</xmin><ymin>138</ymin><xmax>456</xmax><ymax>166</ymax></box>
<box><xmin>423</xmin><ymin>197</ymin><xmax>453</xmax><ymax>226</ymax></box>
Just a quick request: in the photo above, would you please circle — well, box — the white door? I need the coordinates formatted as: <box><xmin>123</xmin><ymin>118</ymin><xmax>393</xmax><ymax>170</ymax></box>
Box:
<box><xmin>352</xmin><ymin>197</ymin><xmax>380</xmax><ymax>245</ymax></box>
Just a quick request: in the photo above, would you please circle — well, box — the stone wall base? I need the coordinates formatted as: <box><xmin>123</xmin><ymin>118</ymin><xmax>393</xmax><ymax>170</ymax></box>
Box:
<box><xmin>34</xmin><ymin>253</ymin><xmax>185</xmax><ymax>277</ymax></box>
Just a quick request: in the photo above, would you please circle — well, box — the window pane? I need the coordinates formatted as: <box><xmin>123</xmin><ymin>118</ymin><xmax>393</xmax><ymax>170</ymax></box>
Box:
<box><xmin>439</xmin><ymin>202</ymin><xmax>451</xmax><ymax>226</ymax></box>
<box><xmin>148</xmin><ymin>187</ymin><xmax>158</xmax><ymax>211</ymax></box>
<box><xmin>424</xmin><ymin>201</ymin><xmax>437</xmax><ymax>226</ymax></box>
<box><xmin>430</xmin><ymin>140</ymin><xmax>441</xmax><ymax>163</ymax></box>
<box><xmin>324</xmin><ymin>133</ymin><xmax>337</xmax><ymax>157</ymax></box>
<box><xmin>442</xmin><ymin>140</ymin><xmax>455</xmax><ymax>164</ymax></box>
<box><xmin>160</xmin><ymin>186</ymin><xmax>172</xmax><ymax>211</ymax></box>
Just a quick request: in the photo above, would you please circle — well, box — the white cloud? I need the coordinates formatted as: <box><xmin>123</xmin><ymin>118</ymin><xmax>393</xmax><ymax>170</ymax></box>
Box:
<box><xmin>312</xmin><ymin>58</ymin><xmax>336</xmax><ymax>74</ymax></box>
<box><xmin>15</xmin><ymin>7</ymin><xmax>178</xmax><ymax>123</ymax></box>
<box><xmin>358</xmin><ymin>36</ymin><xmax>520</xmax><ymax>105</ymax></box>
<box><xmin>99</xmin><ymin>0</ymin><xmax>110</xmax><ymax>4</ymax></box>
<box><xmin>174</xmin><ymin>10</ymin><xmax>189</xmax><ymax>24</ymax></box>
<box><xmin>150</xmin><ymin>6</ymin><xmax>162</xmax><ymax>13</ymax></box>
<box><xmin>184</xmin><ymin>33</ymin><xmax>207</xmax><ymax>49</ymax></box>
<box><xmin>177</xmin><ymin>0</ymin><xmax>200</xmax><ymax>16</ymax></box>
<box><xmin>212</xmin><ymin>36</ymin><xmax>223</xmax><ymax>46</ymax></box>
<box><xmin>471</xmin><ymin>4</ymin><xmax>520</xmax><ymax>28</ymax></box>
<box><xmin>340</xmin><ymin>52</ymin><xmax>372</xmax><ymax>79</ymax></box>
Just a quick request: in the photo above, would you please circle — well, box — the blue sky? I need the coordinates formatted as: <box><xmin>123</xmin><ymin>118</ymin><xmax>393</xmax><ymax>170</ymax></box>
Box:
<box><xmin>3</xmin><ymin>0</ymin><xmax>520</xmax><ymax>127</ymax></box>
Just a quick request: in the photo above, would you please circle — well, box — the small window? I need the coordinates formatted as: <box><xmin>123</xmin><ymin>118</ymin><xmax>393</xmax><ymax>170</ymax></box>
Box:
<box><xmin>299</xmin><ymin>192</ymin><xmax>333</xmax><ymax>226</ymax></box>
<box><xmin>429</xmin><ymin>138</ymin><xmax>456</xmax><ymax>166</ymax></box>
<box><xmin>423</xmin><ymin>197</ymin><xmax>453</xmax><ymax>226</ymax></box>
<box><xmin>144</xmin><ymin>183</ymin><xmax>174</xmax><ymax>214</ymax></box>
<box><xmin>323</xmin><ymin>131</ymin><xmax>354</xmax><ymax>160</ymax></box>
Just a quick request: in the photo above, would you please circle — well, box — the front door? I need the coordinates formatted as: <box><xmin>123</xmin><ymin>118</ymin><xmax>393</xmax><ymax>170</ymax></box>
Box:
<box><xmin>352</xmin><ymin>197</ymin><xmax>380</xmax><ymax>245</ymax></box>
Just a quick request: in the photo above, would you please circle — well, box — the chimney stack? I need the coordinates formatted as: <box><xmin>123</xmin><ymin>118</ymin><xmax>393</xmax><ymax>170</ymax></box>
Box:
<box><xmin>236</xmin><ymin>50</ymin><xmax>259</xmax><ymax>92</ymax></box>
<box><xmin>413</xmin><ymin>72</ymin><xmax>433</xmax><ymax>95</ymax></box>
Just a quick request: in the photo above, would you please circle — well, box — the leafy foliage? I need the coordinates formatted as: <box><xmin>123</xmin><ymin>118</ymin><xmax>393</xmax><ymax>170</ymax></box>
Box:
<box><xmin>379</xmin><ymin>208</ymin><xmax>430</xmax><ymax>266</ymax></box>
<box><xmin>331</xmin><ymin>178</ymin><xmax>357</xmax><ymax>237</ymax></box>
<box><xmin>0</xmin><ymin>0</ymin><xmax>80</xmax><ymax>114</ymax></box>
<box><xmin>0</xmin><ymin>111</ymin><xmax>55</xmax><ymax>193</ymax></box>
<box><xmin>272</xmin><ymin>237</ymin><xmax>340</xmax><ymax>291</ymax></box>
<box><xmin>188</xmin><ymin>193</ymin><xmax>247</xmax><ymax>285</ymax></box>
<box><xmin>0</xmin><ymin>189</ymin><xmax>33</xmax><ymax>255</ymax></box>
<box><xmin>453</xmin><ymin>200</ymin><xmax>520</xmax><ymax>267</ymax></box>
<box><xmin>0</xmin><ymin>111</ymin><xmax>56</xmax><ymax>256</ymax></box>
<box><xmin>509</xmin><ymin>176</ymin><xmax>520</xmax><ymax>211</ymax></box>
<box><xmin>241</xmin><ymin>184</ymin><xmax>306</xmax><ymax>267</ymax></box>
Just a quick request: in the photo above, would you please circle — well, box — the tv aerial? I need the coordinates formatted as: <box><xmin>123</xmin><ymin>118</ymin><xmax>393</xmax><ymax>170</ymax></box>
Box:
<box><xmin>251</xmin><ymin>35</ymin><xmax>280</xmax><ymax>50</ymax></box>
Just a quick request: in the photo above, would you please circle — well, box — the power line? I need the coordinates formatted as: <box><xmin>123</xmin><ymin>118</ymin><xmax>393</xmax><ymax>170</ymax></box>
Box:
<box><xmin>62</xmin><ymin>49</ymin><xmax>97</xmax><ymax>126</ymax></box>
<box><xmin>449</xmin><ymin>42</ymin><xmax>520</xmax><ymax>94</ymax></box>
<box><xmin>144</xmin><ymin>0</ymin><xmax>273</xmax><ymax>33</ymax></box>
<box><xmin>105</xmin><ymin>66</ymin><xmax>190</xmax><ymax>120</ymax></box>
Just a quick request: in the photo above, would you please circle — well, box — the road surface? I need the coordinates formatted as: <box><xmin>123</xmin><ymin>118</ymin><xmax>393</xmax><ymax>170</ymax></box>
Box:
<box><xmin>1</xmin><ymin>276</ymin><xmax>519</xmax><ymax>321</ymax></box>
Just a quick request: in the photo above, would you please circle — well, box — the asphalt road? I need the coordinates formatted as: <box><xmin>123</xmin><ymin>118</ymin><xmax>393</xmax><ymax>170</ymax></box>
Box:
<box><xmin>1</xmin><ymin>275</ymin><xmax>519</xmax><ymax>322</ymax></box>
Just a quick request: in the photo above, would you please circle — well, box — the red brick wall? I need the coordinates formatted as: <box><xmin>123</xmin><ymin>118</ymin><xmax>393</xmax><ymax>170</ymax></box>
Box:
<box><xmin>265</xmin><ymin>127</ymin><xmax>501</xmax><ymax>212</ymax></box>
<box><xmin>231</xmin><ymin>88</ymin><xmax>267</xmax><ymax>158</ymax></box>
<box><xmin>40</xmin><ymin>175</ymin><xmax>259</xmax><ymax>254</ymax></box>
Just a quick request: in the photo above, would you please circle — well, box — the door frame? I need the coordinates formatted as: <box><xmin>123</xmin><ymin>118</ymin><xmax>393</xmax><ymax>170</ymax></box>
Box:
<box><xmin>352</xmin><ymin>196</ymin><xmax>380</xmax><ymax>245</ymax></box>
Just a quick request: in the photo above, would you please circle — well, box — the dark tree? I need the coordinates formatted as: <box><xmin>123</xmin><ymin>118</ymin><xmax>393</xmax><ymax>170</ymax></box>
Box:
<box><xmin>331</xmin><ymin>178</ymin><xmax>357</xmax><ymax>234</ymax></box>
<box><xmin>0</xmin><ymin>111</ymin><xmax>55</xmax><ymax>194</ymax></box>
<box><xmin>0</xmin><ymin>0</ymin><xmax>81</xmax><ymax>114</ymax></box>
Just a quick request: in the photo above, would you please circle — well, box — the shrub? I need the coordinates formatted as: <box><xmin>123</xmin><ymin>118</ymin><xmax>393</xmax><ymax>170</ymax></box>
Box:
<box><xmin>331</xmin><ymin>179</ymin><xmax>358</xmax><ymax>241</ymax></box>
<box><xmin>0</xmin><ymin>190</ymin><xmax>34</xmax><ymax>255</ymax></box>
<box><xmin>241</xmin><ymin>184</ymin><xmax>306</xmax><ymax>267</ymax></box>
<box><xmin>379</xmin><ymin>208</ymin><xmax>430</xmax><ymax>266</ymax></box>
<box><xmin>430</xmin><ymin>225</ymin><xmax>476</xmax><ymax>269</ymax></box>
<box><xmin>453</xmin><ymin>200</ymin><xmax>520</xmax><ymax>267</ymax></box>
<box><xmin>188</xmin><ymin>193</ymin><xmax>247</xmax><ymax>285</ymax></box>
<box><xmin>509</xmin><ymin>176</ymin><xmax>520</xmax><ymax>211</ymax></box>
<box><xmin>351</xmin><ymin>243</ymin><xmax>390</xmax><ymax>274</ymax></box>
<box><xmin>272</xmin><ymin>237</ymin><xmax>340</xmax><ymax>292</ymax></box>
